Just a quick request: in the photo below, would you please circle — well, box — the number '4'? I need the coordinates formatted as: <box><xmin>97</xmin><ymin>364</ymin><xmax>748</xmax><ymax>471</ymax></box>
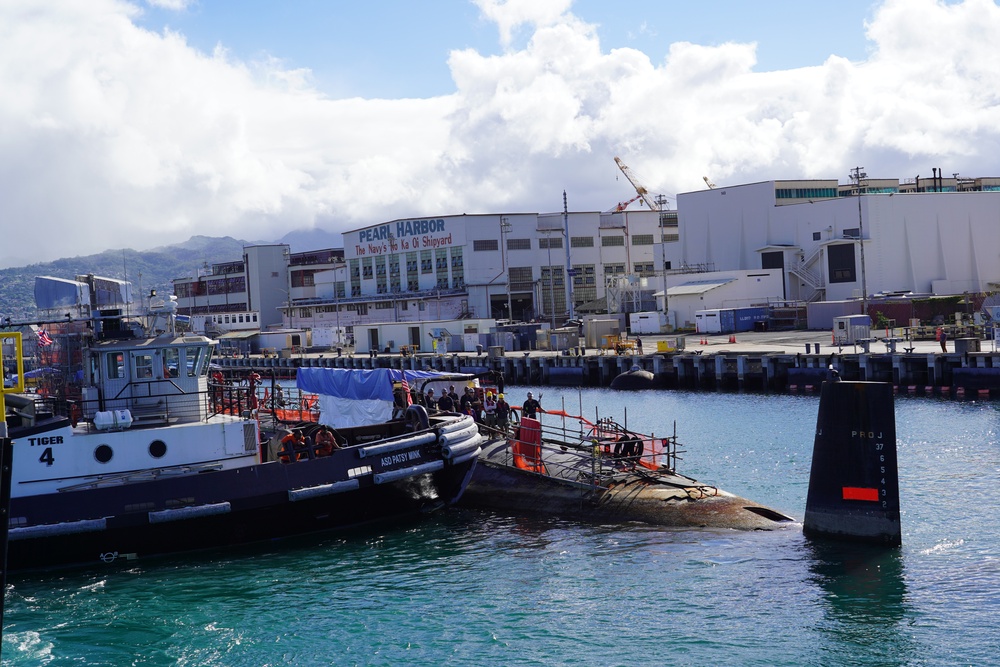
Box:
<box><xmin>39</xmin><ymin>447</ymin><xmax>54</xmax><ymax>467</ymax></box>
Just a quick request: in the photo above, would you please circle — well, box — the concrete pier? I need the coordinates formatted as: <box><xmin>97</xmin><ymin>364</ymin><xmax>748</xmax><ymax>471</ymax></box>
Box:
<box><xmin>216</xmin><ymin>329</ymin><xmax>1000</xmax><ymax>397</ymax></box>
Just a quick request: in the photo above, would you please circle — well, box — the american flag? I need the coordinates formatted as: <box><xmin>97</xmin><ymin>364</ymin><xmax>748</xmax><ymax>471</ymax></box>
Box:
<box><xmin>37</xmin><ymin>329</ymin><xmax>53</xmax><ymax>347</ymax></box>
<box><xmin>400</xmin><ymin>372</ymin><xmax>412</xmax><ymax>405</ymax></box>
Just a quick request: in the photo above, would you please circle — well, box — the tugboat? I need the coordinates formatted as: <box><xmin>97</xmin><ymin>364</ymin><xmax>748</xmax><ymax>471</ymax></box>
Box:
<box><xmin>464</xmin><ymin>409</ymin><xmax>794</xmax><ymax>530</ymax></box>
<box><xmin>0</xmin><ymin>275</ymin><xmax>481</xmax><ymax>571</ymax></box>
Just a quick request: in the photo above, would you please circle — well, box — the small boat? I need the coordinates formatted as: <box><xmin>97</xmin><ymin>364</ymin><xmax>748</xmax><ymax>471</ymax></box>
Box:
<box><xmin>0</xmin><ymin>276</ymin><xmax>481</xmax><ymax>571</ymax></box>
<box><xmin>463</xmin><ymin>410</ymin><xmax>794</xmax><ymax>530</ymax></box>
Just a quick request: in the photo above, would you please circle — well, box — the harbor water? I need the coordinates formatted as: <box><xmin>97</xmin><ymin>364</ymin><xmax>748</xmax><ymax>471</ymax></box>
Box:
<box><xmin>3</xmin><ymin>388</ymin><xmax>999</xmax><ymax>666</ymax></box>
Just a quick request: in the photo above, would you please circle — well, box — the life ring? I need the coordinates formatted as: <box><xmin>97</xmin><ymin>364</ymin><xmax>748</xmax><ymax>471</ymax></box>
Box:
<box><xmin>69</xmin><ymin>403</ymin><xmax>82</xmax><ymax>428</ymax></box>
<box><xmin>404</xmin><ymin>404</ymin><xmax>430</xmax><ymax>431</ymax></box>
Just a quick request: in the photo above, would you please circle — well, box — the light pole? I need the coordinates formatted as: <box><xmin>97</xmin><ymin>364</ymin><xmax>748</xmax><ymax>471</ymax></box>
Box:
<box><xmin>850</xmin><ymin>167</ymin><xmax>869</xmax><ymax>318</ymax></box>
<box><xmin>563</xmin><ymin>191</ymin><xmax>575</xmax><ymax>320</ymax></box>
<box><xmin>500</xmin><ymin>217</ymin><xmax>513</xmax><ymax>322</ymax></box>
<box><xmin>545</xmin><ymin>229</ymin><xmax>555</xmax><ymax>328</ymax></box>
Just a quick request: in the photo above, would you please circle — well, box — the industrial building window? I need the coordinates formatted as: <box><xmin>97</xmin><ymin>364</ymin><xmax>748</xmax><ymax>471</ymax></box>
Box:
<box><xmin>661</xmin><ymin>232</ymin><xmax>678</xmax><ymax>242</ymax></box>
<box><xmin>539</xmin><ymin>236</ymin><xmax>563</xmax><ymax>249</ymax></box>
<box><xmin>451</xmin><ymin>248</ymin><xmax>463</xmax><ymax>268</ymax></box>
<box><xmin>421</xmin><ymin>250</ymin><xmax>433</xmax><ymax>273</ymax></box>
<box><xmin>631</xmin><ymin>234</ymin><xmax>654</xmax><ymax>246</ymax></box>
<box><xmin>828</xmin><ymin>244</ymin><xmax>856</xmax><ymax>283</ymax></box>
<box><xmin>813</xmin><ymin>232</ymin><xmax>822</xmax><ymax>241</ymax></box>
<box><xmin>775</xmin><ymin>187</ymin><xmax>837</xmax><ymax>199</ymax></box>
<box><xmin>571</xmin><ymin>236</ymin><xmax>594</xmax><ymax>247</ymax></box>
<box><xmin>507</xmin><ymin>238</ymin><xmax>531</xmax><ymax>250</ymax></box>
<box><xmin>762</xmin><ymin>251</ymin><xmax>783</xmax><ymax>270</ymax></box>
<box><xmin>659</xmin><ymin>211</ymin><xmax>678</xmax><ymax>227</ymax></box>
<box><xmin>634</xmin><ymin>262</ymin><xmax>655</xmax><ymax>275</ymax></box>
<box><xmin>509</xmin><ymin>266</ymin><xmax>533</xmax><ymax>288</ymax></box>
<box><xmin>473</xmin><ymin>239</ymin><xmax>499</xmax><ymax>252</ymax></box>
<box><xmin>843</xmin><ymin>228</ymin><xmax>860</xmax><ymax>239</ymax></box>
<box><xmin>602</xmin><ymin>235</ymin><xmax>625</xmax><ymax>247</ymax></box>
<box><xmin>604</xmin><ymin>263</ymin><xmax>626</xmax><ymax>275</ymax></box>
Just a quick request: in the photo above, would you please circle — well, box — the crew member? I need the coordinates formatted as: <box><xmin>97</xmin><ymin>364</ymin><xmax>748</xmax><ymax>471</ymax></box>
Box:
<box><xmin>279</xmin><ymin>429</ymin><xmax>308</xmax><ymax>463</ymax></box>
<box><xmin>483</xmin><ymin>391</ymin><xmax>497</xmax><ymax>429</ymax></box>
<box><xmin>495</xmin><ymin>393</ymin><xmax>511</xmax><ymax>434</ymax></box>
<box><xmin>314</xmin><ymin>425</ymin><xmax>340</xmax><ymax>457</ymax></box>
<box><xmin>424</xmin><ymin>388</ymin><xmax>437</xmax><ymax>410</ymax></box>
<box><xmin>460</xmin><ymin>386</ymin><xmax>475</xmax><ymax>415</ymax></box>
<box><xmin>522</xmin><ymin>391</ymin><xmax>542</xmax><ymax>419</ymax></box>
<box><xmin>436</xmin><ymin>389</ymin><xmax>455</xmax><ymax>412</ymax></box>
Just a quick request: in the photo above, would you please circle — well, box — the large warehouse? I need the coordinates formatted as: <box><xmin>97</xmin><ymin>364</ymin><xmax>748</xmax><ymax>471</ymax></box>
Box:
<box><xmin>325</xmin><ymin>208</ymin><xmax>675</xmax><ymax>326</ymax></box>
<box><xmin>676</xmin><ymin>176</ymin><xmax>1000</xmax><ymax>303</ymax></box>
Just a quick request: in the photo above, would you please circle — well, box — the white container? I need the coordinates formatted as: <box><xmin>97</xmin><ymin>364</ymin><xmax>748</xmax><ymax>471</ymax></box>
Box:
<box><xmin>832</xmin><ymin>315</ymin><xmax>871</xmax><ymax>344</ymax></box>
<box><xmin>94</xmin><ymin>409</ymin><xmax>133</xmax><ymax>431</ymax></box>
<box><xmin>695</xmin><ymin>309</ymin><xmax>722</xmax><ymax>333</ymax></box>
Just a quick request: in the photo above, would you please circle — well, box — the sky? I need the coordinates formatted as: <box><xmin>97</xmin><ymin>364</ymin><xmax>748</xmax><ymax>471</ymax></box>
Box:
<box><xmin>1</xmin><ymin>0</ymin><xmax>997</xmax><ymax>269</ymax></box>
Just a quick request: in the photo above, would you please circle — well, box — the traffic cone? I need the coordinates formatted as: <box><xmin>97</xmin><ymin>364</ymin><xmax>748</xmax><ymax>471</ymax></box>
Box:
<box><xmin>729</xmin><ymin>334</ymin><xmax>736</xmax><ymax>344</ymax></box>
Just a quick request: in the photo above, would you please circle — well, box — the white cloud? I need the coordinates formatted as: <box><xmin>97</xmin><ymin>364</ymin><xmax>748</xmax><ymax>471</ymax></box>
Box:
<box><xmin>1</xmin><ymin>0</ymin><xmax>999</xmax><ymax>268</ymax></box>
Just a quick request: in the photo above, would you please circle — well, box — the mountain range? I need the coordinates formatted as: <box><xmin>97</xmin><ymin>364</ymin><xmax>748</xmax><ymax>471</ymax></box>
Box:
<box><xmin>0</xmin><ymin>229</ymin><xmax>343</xmax><ymax>323</ymax></box>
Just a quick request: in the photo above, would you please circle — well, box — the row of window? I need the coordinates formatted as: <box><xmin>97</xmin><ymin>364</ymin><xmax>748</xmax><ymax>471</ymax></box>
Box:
<box><xmin>776</xmin><ymin>187</ymin><xmax>838</xmax><ymax>199</ymax></box>
<box><xmin>500</xmin><ymin>234</ymin><xmax>664</xmax><ymax>250</ymax></box>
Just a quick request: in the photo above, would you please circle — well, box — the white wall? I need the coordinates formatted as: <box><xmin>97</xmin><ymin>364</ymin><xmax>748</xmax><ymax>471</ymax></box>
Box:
<box><xmin>678</xmin><ymin>183</ymin><xmax>1000</xmax><ymax>300</ymax></box>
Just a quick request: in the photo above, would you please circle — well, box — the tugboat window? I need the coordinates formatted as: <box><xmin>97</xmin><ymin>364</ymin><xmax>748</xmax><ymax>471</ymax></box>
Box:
<box><xmin>94</xmin><ymin>444</ymin><xmax>113</xmax><ymax>463</ymax></box>
<box><xmin>162</xmin><ymin>348</ymin><xmax>179</xmax><ymax>378</ymax></box>
<box><xmin>132</xmin><ymin>353</ymin><xmax>154</xmax><ymax>379</ymax></box>
<box><xmin>106</xmin><ymin>352</ymin><xmax>125</xmax><ymax>380</ymax></box>
<box><xmin>149</xmin><ymin>440</ymin><xmax>167</xmax><ymax>458</ymax></box>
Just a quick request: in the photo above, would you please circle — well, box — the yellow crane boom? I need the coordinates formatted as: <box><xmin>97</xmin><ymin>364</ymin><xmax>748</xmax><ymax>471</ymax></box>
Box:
<box><xmin>614</xmin><ymin>156</ymin><xmax>661</xmax><ymax>211</ymax></box>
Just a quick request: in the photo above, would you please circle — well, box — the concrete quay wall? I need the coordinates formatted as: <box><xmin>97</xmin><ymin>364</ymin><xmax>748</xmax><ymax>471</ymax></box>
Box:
<box><xmin>215</xmin><ymin>347</ymin><xmax>1000</xmax><ymax>396</ymax></box>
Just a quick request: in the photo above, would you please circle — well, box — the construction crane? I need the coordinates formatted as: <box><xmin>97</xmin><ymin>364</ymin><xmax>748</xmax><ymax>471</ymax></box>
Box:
<box><xmin>703</xmin><ymin>176</ymin><xmax>716</xmax><ymax>189</ymax></box>
<box><xmin>614</xmin><ymin>157</ymin><xmax>662</xmax><ymax>211</ymax></box>
<box><xmin>609</xmin><ymin>193</ymin><xmax>643</xmax><ymax>213</ymax></box>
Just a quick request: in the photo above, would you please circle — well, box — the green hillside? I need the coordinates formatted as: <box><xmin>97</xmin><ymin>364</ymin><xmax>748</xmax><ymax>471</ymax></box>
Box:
<box><xmin>0</xmin><ymin>236</ymin><xmax>250</xmax><ymax>323</ymax></box>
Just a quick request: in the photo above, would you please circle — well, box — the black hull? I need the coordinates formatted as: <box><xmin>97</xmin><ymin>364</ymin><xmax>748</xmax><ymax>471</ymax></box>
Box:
<box><xmin>463</xmin><ymin>440</ymin><xmax>794</xmax><ymax>530</ymax></box>
<box><xmin>8</xmin><ymin>453</ymin><xmax>477</xmax><ymax>571</ymax></box>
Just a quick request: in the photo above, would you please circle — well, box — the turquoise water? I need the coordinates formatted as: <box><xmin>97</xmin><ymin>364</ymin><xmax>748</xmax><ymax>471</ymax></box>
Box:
<box><xmin>4</xmin><ymin>389</ymin><xmax>1000</xmax><ymax>666</ymax></box>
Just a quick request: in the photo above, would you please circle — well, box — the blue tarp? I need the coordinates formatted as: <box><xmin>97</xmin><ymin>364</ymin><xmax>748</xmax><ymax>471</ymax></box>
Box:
<box><xmin>295</xmin><ymin>368</ymin><xmax>457</xmax><ymax>428</ymax></box>
<box><xmin>296</xmin><ymin>368</ymin><xmax>452</xmax><ymax>400</ymax></box>
<box><xmin>23</xmin><ymin>367</ymin><xmax>61</xmax><ymax>378</ymax></box>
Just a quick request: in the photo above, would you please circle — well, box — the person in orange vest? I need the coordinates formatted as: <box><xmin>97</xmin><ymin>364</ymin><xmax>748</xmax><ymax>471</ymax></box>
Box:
<box><xmin>314</xmin><ymin>425</ymin><xmax>340</xmax><ymax>457</ymax></box>
<box><xmin>279</xmin><ymin>429</ymin><xmax>307</xmax><ymax>463</ymax></box>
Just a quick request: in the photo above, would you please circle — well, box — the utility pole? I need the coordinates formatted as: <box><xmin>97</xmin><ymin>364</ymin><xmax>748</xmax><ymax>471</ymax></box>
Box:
<box><xmin>500</xmin><ymin>217</ymin><xmax>513</xmax><ymax>322</ymax></box>
<box><xmin>850</xmin><ymin>167</ymin><xmax>869</xmax><ymax>319</ymax></box>
<box><xmin>563</xmin><ymin>191</ymin><xmax>575</xmax><ymax>321</ymax></box>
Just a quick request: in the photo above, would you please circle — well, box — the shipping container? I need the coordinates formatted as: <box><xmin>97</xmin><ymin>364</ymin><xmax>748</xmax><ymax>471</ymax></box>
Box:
<box><xmin>733</xmin><ymin>307</ymin><xmax>769</xmax><ymax>332</ymax></box>
<box><xmin>629</xmin><ymin>311</ymin><xmax>667</xmax><ymax>334</ymax></box>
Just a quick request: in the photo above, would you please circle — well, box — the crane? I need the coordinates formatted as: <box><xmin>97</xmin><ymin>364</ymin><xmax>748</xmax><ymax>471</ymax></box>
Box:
<box><xmin>609</xmin><ymin>194</ymin><xmax>643</xmax><ymax>213</ymax></box>
<box><xmin>703</xmin><ymin>176</ymin><xmax>716</xmax><ymax>189</ymax></box>
<box><xmin>614</xmin><ymin>157</ymin><xmax>662</xmax><ymax>211</ymax></box>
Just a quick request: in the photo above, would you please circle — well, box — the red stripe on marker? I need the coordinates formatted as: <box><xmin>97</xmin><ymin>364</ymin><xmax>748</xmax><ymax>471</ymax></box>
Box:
<box><xmin>842</xmin><ymin>486</ymin><xmax>879</xmax><ymax>502</ymax></box>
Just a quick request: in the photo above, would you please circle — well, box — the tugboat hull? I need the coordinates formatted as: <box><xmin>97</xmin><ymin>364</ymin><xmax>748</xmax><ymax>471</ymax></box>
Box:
<box><xmin>9</xmin><ymin>442</ymin><xmax>478</xmax><ymax>571</ymax></box>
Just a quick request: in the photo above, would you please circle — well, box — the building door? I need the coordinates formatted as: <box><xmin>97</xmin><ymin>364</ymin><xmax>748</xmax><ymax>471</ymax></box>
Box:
<box><xmin>369</xmin><ymin>328</ymin><xmax>380</xmax><ymax>352</ymax></box>
<box><xmin>409</xmin><ymin>326</ymin><xmax>420</xmax><ymax>347</ymax></box>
